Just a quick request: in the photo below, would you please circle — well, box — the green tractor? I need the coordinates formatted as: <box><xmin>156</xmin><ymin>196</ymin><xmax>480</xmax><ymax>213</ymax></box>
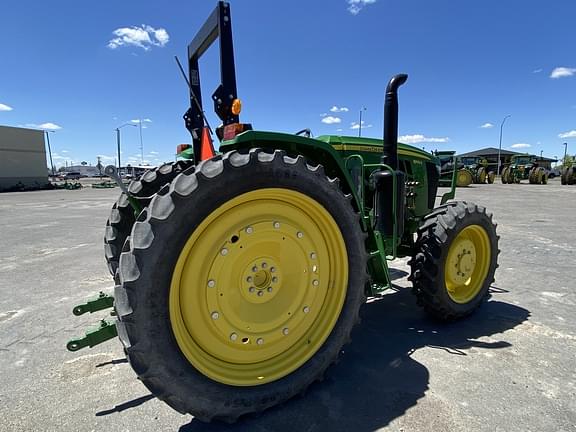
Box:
<box><xmin>68</xmin><ymin>2</ymin><xmax>500</xmax><ymax>422</ymax></box>
<box><xmin>560</xmin><ymin>156</ymin><xmax>576</xmax><ymax>185</ymax></box>
<box><xmin>461</xmin><ymin>156</ymin><xmax>495</xmax><ymax>184</ymax></box>
<box><xmin>501</xmin><ymin>154</ymin><xmax>548</xmax><ymax>184</ymax></box>
<box><xmin>436</xmin><ymin>151</ymin><xmax>474</xmax><ymax>187</ymax></box>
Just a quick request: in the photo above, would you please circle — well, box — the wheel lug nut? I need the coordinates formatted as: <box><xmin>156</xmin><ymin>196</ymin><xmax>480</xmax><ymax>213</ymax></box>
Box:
<box><xmin>310</xmin><ymin>252</ymin><xmax>317</xmax><ymax>260</ymax></box>
<box><xmin>303</xmin><ymin>306</ymin><xmax>310</xmax><ymax>314</ymax></box>
<box><xmin>230</xmin><ymin>333</ymin><xmax>238</xmax><ymax>341</ymax></box>
<box><xmin>267</xmin><ymin>287</ymin><xmax>273</xmax><ymax>292</ymax></box>
<box><xmin>257</xmin><ymin>291</ymin><xmax>264</xmax><ymax>297</ymax></box>
<box><xmin>282</xmin><ymin>328</ymin><xmax>289</xmax><ymax>336</ymax></box>
<box><xmin>270</xmin><ymin>267</ymin><xmax>276</xmax><ymax>273</ymax></box>
<box><xmin>211</xmin><ymin>311</ymin><xmax>219</xmax><ymax>320</ymax></box>
<box><xmin>221</xmin><ymin>248</ymin><xmax>228</xmax><ymax>256</ymax></box>
<box><xmin>207</xmin><ymin>280</ymin><xmax>215</xmax><ymax>288</ymax></box>
<box><xmin>297</xmin><ymin>232</ymin><xmax>304</xmax><ymax>238</ymax></box>
<box><xmin>246</xmin><ymin>276</ymin><xmax>253</xmax><ymax>283</ymax></box>
<box><xmin>313</xmin><ymin>280</ymin><xmax>319</xmax><ymax>286</ymax></box>
<box><xmin>245</xmin><ymin>226</ymin><xmax>253</xmax><ymax>234</ymax></box>
<box><xmin>257</xmin><ymin>338</ymin><xmax>264</xmax><ymax>345</ymax></box>
<box><xmin>249</xmin><ymin>287</ymin><xmax>256</xmax><ymax>293</ymax></box>
<box><xmin>252</xmin><ymin>266</ymin><xmax>258</xmax><ymax>272</ymax></box>
<box><xmin>273</xmin><ymin>221</ymin><xmax>280</xmax><ymax>229</ymax></box>
<box><xmin>272</xmin><ymin>276</ymin><xmax>278</xmax><ymax>283</ymax></box>
<box><xmin>261</xmin><ymin>262</ymin><xmax>267</xmax><ymax>269</ymax></box>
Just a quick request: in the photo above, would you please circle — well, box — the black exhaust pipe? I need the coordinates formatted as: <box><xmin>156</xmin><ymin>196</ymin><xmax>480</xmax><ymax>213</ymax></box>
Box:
<box><xmin>374</xmin><ymin>74</ymin><xmax>408</xmax><ymax>237</ymax></box>
<box><xmin>382</xmin><ymin>74</ymin><xmax>408</xmax><ymax>169</ymax></box>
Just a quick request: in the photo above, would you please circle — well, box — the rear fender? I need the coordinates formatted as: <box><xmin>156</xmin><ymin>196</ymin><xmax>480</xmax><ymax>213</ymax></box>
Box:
<box><xmin>219</xmin><ymin>131</ymin><xmax>365</xmax><ymax>228</ymax></box>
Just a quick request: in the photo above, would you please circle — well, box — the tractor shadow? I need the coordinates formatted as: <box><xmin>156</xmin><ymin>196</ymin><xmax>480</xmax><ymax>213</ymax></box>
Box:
<box><xmin>180</xmin><ymin>286</ymin><xmax>529</xmax><ymax>432</ymax></box>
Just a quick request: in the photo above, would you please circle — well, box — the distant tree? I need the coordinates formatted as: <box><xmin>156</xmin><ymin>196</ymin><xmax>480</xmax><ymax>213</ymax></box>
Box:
<box><xmin>81</xmin><ymin>161</ymin><xmax>88</xmax><ymax>166</ymax></box>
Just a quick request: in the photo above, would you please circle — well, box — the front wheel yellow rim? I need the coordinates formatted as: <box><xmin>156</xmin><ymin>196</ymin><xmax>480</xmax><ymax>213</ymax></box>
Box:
<box><xmin>444</xmin><ymin>225</ymin><xmax>491</xmax><ymax>304</ymax></box>
<box><xmin>169</xmin><ymin>188</ymin><xmax>348</xmax><ymax>386</ymax></box>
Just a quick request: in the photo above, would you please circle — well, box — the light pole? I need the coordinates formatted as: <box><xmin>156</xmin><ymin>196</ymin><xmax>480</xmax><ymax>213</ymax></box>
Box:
<box><xmin>497</xmin><ymin>115</ymin><xmax>511</xmax><ymax>175</ymax></box>
<box><xmin>540</xmin><ymin>150</ymin><xmax>543</xmax><ymax>159</ymax></box>
<box><xmin>358</xmin><ymin>107</ymin><xmax>366</xmax><ymax>137</ymax></box>
<box><xmin>45</xmin><ymin>130</ymin><xmax>56</xmax><ymax>176</ymax></box>
<box><xmin>563</xmin><ymin>142</ymin><xmax>568</xmax><ymax>167</ymax></box>
<box><xmin>115</xmin><ymin>123</ymin><xmax>137</xmax><ymax>172</ymax></box>
<box><xmin>138</xmin><ymin>118</ymin><xmax>144</xmax><ymax>163</ymax></box>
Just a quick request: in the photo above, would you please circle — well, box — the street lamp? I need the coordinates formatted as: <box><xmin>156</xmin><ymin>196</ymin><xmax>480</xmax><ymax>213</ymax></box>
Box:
<box><xmin>540</xmin><ymin>150</ymin><xmax>543</xmax><ymax>159</ymax></box>
<box><xmin>563</xmin><ymin>142</ymin><xmax>568</xmax><ymax>167</ymax></box>
<box><xmin>45</xmin><ymin>130</ymin><xmax>56</xmax><ymax>176</ymax></box>
<box><xmin>115</xmin><ymin>123</ymin><xmax>137</xmax><ymax>171</ymax></box>
<box><xmin>358</xmin><ymin>107</ymin><xmax>366</xmax><ymax>137</ymax></box>
<box><xmin>497</xmin><ymin>115</ymin><xmax>511</xmax><ymax>175</ymax></box>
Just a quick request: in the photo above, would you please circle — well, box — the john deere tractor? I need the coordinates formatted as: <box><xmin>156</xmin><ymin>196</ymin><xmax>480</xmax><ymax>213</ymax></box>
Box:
<box><xmin>561</xmin><ymin>156</ymin><xmax>576</xmax><ymax>185</ymax></box>
<box><xmin>501</xmin><ymin>154</ymin><xmax>548</xmax><ymax>184</ymax></box>
<box><xmin>461</xmin><ymin>157</ymin><xmax>495</xmax><ymax>184</ymax></box>
<box><xmin>67</xmin><ymin>2</ymin><xmax>499</xmax><ymax>422</ymax></box>
<box><xmin>436</xmin><ymin>151</ymin><xmax>474</xmax><ymax>187</ymax></box>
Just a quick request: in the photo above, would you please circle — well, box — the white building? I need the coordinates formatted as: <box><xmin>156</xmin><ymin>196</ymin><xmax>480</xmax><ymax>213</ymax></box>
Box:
<box><xmin>0</xmin><ymin>125</ymin><xmax>48</xmax><ymax>191</ymax></box>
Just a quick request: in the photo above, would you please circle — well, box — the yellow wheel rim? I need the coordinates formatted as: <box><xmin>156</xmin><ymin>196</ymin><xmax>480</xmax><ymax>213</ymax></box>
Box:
<box><xmin>444</xmin><ymin>225</ymin><xmax>491</xmax><ymax>304</ymax></box>
<box><xmin>170</xmin><ymin>188</ymin><xmax>348</xmax><ymax>386</ymax></box>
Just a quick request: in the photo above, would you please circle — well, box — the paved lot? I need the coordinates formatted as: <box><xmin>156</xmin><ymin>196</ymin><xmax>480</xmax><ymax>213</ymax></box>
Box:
<box><xmin>0</xmin><ymin>180</ymin><xmax>575</xmax><ymax>431</ymax></box>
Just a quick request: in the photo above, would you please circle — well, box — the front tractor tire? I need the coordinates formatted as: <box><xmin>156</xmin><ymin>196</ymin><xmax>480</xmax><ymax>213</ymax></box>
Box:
<box><xmin>410</xmin><ymin>202</ymin><xmax>499</xmax><ymax>321</ymax></box>
<box><xmin>114</xmin><ymin>149</ymin><xmax>367</xmax><ymax>422</ymax></box>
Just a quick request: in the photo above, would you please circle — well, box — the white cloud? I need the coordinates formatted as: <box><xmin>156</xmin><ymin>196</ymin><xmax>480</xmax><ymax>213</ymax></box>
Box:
<box><xmin>320</xmin><ymin>113</ymin><xmax>327</xmax><ymax>117</ymax></box>
<box><xmin>347</xmin><ymin>0</ymin><xmax>377</xmax><ymax>15</ymax></box>
<box><xmin>61</xmin><ymin>150</ymin><xmax>69</xmax><ymax>154</ymax></box>
<box><xmin>510</xmin><ymin>143</ymin><xmax>531</xmax><ymax>149</ymax></box>
<box><xmin>550</xmin><ymin>67</ymin><xmax>576</xmax><ymax>79</ymax></box>
<box><xmin>330</xmin><ymin>106</ymin><xmax>349</xmax><ymax>113</ymax></box>
<box><xmin>149</xmin><ymin>151</ymin><xmax>159</xmax><ymax>155</ymax></box>
<box><xmin>108</xmin><ymin>25</ymin><xmax>169</xmax><ymax>51</ymax></box>
<box><xmin>350</xmin><ymin>120</ymin><xmax>372</xmax><ymax>130</ymax></box>
<box><xmin>480</xmin><ymin>122</ymin><xmax>494</xmax><ymax>129</ymax></box>
<box><xmin>321</xmin><ymin>116</ymin><xmax>342</xmax><ymax>124</ymax></box>
<box><xmin>0</xmin><ymin>103</ymin><xmax>13</xmax><ymax>111</ymax></box>
<box><xmin>559</xmin><ymin>130</ymin><xmax>576</xmax><ymax>139</ymax></box>
<box><xmin>25</xmin><ymin>122</ymin><xmax>62</xmax><ymax>130</ymax></box>
<box><xmin>131</xmin><ymin>118</ymin><xmax>152</xmax><ymax>123</ymax></box>
<box><xmin>399</xmin><ymin>134</ymin><xmax>450</xmax><ymax>144</ymax></box>
<box><xmin>336</xmin><ymin>128</ymin><xmax>343</xmax><ymax>132</ymax></box>
<box><xmin>533</xmin><ymin>68</ymin><xmax>543</xmax><ymax>74</ymax></box>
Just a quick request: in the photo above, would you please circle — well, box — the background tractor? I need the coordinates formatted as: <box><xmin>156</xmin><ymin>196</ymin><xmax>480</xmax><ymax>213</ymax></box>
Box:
<box><xmin>501</xmin><ymin>154</ymin><xmax>548</xmax><ymax>184</ymax></box>
<box><xmin>461</xmin><ymin>156</ymin><xmax>495</xmax><ymax>184</ymax></box>
<box><xmin>561</xmin><ymin>156</ymin><xmax>576</xmax><ymax>185</ymax></box>
<box><xmin>436</xmin><ymin>151</ymin><xmax>474</xmax><ymax>187</ymax></box>
<box><xmin>68</xmin><ymin>1</ymin><xmax>500</xmax><ymax>423</ymax></box>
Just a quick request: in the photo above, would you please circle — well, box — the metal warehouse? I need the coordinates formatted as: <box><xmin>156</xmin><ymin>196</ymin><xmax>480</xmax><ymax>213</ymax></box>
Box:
<box><xmin>0</xmin><ymin>125</ymin><xmax>48</xmax><ymax>191</ymax></box>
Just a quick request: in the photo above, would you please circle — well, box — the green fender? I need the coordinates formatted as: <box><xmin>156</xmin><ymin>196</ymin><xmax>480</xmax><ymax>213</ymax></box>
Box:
<box><xmin>219</xmin><ymin>130</ymin><xmax>366</xmax><ymax>229</ymax></box>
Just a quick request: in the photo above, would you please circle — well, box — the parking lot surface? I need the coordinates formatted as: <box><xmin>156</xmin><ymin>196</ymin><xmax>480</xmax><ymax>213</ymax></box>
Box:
<box><xmin>0</xmin><ymin>180</ymin><xmax>575</xmax><ymax>431</ymax></box>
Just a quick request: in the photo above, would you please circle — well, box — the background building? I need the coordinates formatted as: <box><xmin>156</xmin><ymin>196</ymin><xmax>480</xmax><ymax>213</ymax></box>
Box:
<box><xmin>457</xmin><ymin>147</ymin><xmax>557</xmax><ymax>172</ymax></box>
<box><xmin>0</xmin><ymin>125</ymin><xmax>48</xmax><ymax>191</ymax></box>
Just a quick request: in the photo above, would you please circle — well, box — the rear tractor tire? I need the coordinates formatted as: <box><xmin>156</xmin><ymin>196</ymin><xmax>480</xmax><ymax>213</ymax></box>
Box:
<box><xmin>487</xmin><ymin>171</ymin><xmax>495</xmax><ymax>184</ymax></box>
<box><xmin>104</xmin><ymin>160</ymin><xmax>192</xmax><ymax>276</ymax></box>
<box><xmin>114</xmin><ymin>149</ymin><xmax>368</xmax><ymax>422</ymax></box>
<box><xmin>477</xmin><ymin>167</ymin><xmax>487</xmax><ymax>184</ymax></box>
<box><xmin>501</xmin><ymin>167</ymin><xmax>509</xmax><ymax>184</ymax></box>
<box><xmin>409</xmin><ymin>201</ymin><xmax>499</xmax><ymax>320</ymax></box>
<box><xmin>456</xmin><ymin>169</ymin><xmax>473</xmax><ymax>187</ymax></box>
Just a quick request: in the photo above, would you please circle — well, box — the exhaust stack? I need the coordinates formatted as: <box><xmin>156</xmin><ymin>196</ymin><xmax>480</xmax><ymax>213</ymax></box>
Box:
<box><xmin>382</xmin><ymin>74</ymin><xmax>408</xmax><ymax>169</ymax></box>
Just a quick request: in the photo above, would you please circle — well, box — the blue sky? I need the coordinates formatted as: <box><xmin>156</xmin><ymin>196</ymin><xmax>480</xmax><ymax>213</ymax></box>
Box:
<box><xmin>1</xmin><ymin>0</ymin><xmax>576</xmax><ymax>168</ymax></box>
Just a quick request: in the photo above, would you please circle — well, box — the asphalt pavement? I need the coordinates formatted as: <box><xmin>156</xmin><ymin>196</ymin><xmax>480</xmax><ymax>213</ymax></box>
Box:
<box><xmin>0</xmin><ymin>179</ymin><xmax>574</xmax><ymax>431</ymax></box>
